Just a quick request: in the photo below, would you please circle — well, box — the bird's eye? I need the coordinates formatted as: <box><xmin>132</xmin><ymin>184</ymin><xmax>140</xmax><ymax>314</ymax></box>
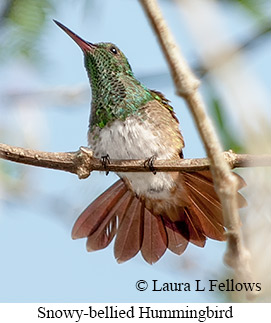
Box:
<box><xmin>110</xmin><ymin>46</ymin><xmax>118</xmax><ymax>55</ymax></box>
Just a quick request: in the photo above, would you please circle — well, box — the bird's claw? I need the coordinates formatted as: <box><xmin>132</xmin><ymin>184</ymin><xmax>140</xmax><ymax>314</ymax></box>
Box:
<box><xmin>101</xmin><ymin>154</ymin><xmax>110</xmax><ymax>176</ymax></box>
<box><xmin>144</xmin><ymin>155</ymin><xmax>157</xmax><ymax>175</ymax></box>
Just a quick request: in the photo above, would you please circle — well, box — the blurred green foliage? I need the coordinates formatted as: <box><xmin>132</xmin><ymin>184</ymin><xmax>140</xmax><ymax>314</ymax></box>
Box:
<box><xmin>207</xmin><ymin>0</ymin><xmax>270</xmax><ymax>152</ymax></box>
<box><xmin>0</xmin><ymin>0</ymin><xmax>98</xmax><ymax>61</ymax></box>
<box><xmin>222</xmin><ymin>0</ymin><xmax>270</xmax><ymax>19</ymax></box>
<box><xmin>0</xmin><ymin>0</ymin><xmax>53</xmax><ymax>60</ymax></box>
<box><xmin>209</xmin><ymin>96</ymin><xmax>244</xmax><ymax>153</ymax></box>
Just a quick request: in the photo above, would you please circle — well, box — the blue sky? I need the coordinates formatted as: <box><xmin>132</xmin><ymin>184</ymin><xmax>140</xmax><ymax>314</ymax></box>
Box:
<box><xmin>0</xmin><ymin>0</ymin><xmax>269</xmax><ymax>302</ymax></box>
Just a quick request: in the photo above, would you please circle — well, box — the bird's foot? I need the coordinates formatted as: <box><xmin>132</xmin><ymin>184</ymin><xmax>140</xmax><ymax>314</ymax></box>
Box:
<box><xmin>144</xmin><ymin>155</ymin><xmax>157</xmax><ymax>175</ymax></box>
<box><xmin>101</xmin><ymin>154</ymin><xmax>110</xmax><ymax>176</ymax></box>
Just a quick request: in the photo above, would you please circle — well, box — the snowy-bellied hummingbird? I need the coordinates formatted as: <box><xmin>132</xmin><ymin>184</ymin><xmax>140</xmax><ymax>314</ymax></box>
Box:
<box><xmin>54</xmin><ymin>20</ymin><xmax>246</xmax><ymax>264</ymax></box>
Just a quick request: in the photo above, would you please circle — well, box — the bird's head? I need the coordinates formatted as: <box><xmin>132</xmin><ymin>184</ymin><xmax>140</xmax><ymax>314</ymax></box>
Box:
<box><xmin>53</xmin><ymin>20</ymin><xmax>133</xmax><ymax>81</ymax></box>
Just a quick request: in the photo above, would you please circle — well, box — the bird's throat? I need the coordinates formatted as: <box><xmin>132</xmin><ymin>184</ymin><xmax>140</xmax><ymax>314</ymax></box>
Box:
<box><xmin>85</xmin><ymin>59</ymin><xmax>154</xmax><ymax>129</ymax></box>
<box><xmin>90</xmin><ymin>82</ymin><xmax>154</xmax><ymax>129</ymax></box>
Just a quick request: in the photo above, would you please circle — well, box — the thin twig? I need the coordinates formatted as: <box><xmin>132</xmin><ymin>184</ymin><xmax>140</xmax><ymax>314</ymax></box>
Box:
<box><xmin>1</xmin><ymin>143</ymin><xmax>271</xmax><ymax>177</ymax></box>
<box><xmin>139</xmin><ymin>0</ymin><xmax>259</xmax><ymax>298</ymax></box>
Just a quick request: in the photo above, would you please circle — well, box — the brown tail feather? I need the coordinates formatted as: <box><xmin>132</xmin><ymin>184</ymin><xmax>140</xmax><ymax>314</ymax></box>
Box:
<box><xmin>189</xmin><ymin>199</ymin><xmax>225</xmax><ymax>241</ymax></box>
<box><xmin>163</xmin><ymin>206</ymin><xmax>206</xmax><ymax>247</ymax></box>
<box><xmin>183</xmin><ymin>173</ymin><xmax>225</xmax><ymax>240</ymax></box>
<box><xmin>183</xmin><ymin>207</ymin><xmax>207</xmax><ymax>246</ymax></box>
<box><xmin>72</xmin><ymin>180</ymin><xmax>126</xmax><ymax>239</ymax></box>
<box><xmin>184</xmin><ymin>171</ymin><xmax>247</xmax><ymax>209</ymax></box>
<box><xmin>185</xmin><ymin>171</ymin><xmax>220</xmax><ymax>200</ymax></box>
<box><xmin>141</xmin><ymin>209</ymin><xmax>167</xmax><ymax>264</ymax></box>
<box><xmin>86</xmin><ymin>191</ymin><xmax>132</xmax><ymax>251</ymax></box>
<box><xmin>72</xmin><ymin>171</ymin><xmax>246</xmax><ymax>263</ymax></box>
<box><xmin>181</xmin><ymin>171</ymin><xmax>247</xmax><ymax>242</ymax></box>
<box><xmin>162</xmin><ymin>217</ymin><xmax>188</xmax><ymax>255</ymax></box>
<box><xmin>114</xmin><ymin>197</ymin><xmax>143</xmax><ymax>263</ymax></box>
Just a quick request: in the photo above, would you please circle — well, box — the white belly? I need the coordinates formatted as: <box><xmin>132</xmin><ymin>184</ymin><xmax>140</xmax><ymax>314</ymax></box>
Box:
<box><xmin>88</xmin><ymin>118</ymin><xmax>176</xmax><ymax>199</ymax></box>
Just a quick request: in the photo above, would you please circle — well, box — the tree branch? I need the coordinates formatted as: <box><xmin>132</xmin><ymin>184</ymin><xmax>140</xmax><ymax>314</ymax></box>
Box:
<box><xmin>139</xmin><ymin>0</ymin><xmax>260</xmax><ymax>298</ymax></box>
<box><xmin>1</xmin><ymin>143</ymin><xmax>271</xmax><ymax>178</ymax></box>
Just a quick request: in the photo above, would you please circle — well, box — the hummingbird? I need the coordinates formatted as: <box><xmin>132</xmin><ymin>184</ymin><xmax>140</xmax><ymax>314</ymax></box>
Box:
<box><xmin>54</xmin><ymin>20</ymin><xmax>246</xmax><ymax>264</ymax></box>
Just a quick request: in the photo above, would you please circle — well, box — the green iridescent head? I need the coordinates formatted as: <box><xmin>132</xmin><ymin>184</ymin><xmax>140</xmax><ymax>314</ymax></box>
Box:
<box><xmin>85</xmin><ymin>42</ymin><xmax>133</xmax><ymax>79</ymax></box>
<box><xmin>54</xmin><ymin>20</ymin><xmax>133</xmax><ymax>80</ymax></box>
<box><xmin>54</xmin><ymin>20</ymin><xmax>153</xmax><ymax>128</ymax></box>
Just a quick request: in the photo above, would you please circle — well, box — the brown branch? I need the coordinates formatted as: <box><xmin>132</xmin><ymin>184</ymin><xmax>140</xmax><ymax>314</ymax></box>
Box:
<box><xmin>139</xmin><ymin>0</ymin><xmax>260</xmax><ymax>299</ymax></box>
<box><xmin>1</xmin><ymin>143</ymin><xmax>271</xmax><ymax>178</ymax></box>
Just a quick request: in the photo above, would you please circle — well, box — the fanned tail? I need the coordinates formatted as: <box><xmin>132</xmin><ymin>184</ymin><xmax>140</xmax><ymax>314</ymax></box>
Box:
<box><xmin>72</xmin><ymin>180</ymin><xmax>171</xmax><ymax>264</ymax></box>
<box><xmin>72</xmin><ymin>171</ymin><xmax>246</xmax><ymax>264</ymax></box>
<box><xmin>181</xmin><ymin>171</ymin><xmax>246</xmax><ymax>242</ymax></box>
